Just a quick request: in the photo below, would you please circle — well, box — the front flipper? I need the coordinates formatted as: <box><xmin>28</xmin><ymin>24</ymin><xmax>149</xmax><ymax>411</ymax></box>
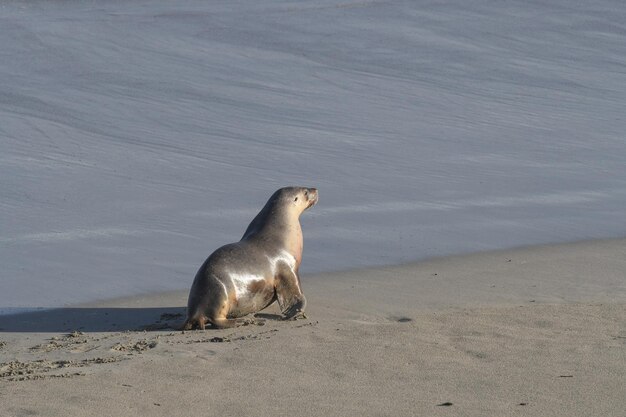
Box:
<box><xmin>275</xmin><ymin>266</ymin><xmax>307</xmax><ymax>320</ymax></box>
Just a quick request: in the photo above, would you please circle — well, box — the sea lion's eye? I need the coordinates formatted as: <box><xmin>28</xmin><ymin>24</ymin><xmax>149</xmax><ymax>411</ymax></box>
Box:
<box><xmin>294</xmin><ymin>197</ymin><xmax>298</xmax><ymax>202</ymax></box>
<box><xmin>305</xmin><ymin>190</ymin><xmax>309</xmax><ymax>196</ymax></box>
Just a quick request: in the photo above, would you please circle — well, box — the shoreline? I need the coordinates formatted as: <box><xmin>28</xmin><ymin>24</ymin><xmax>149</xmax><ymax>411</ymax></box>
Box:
<box><xmin>2</xmin><ymin>236</ymin><xmax>623</xmax><ymax>317</ymax></box>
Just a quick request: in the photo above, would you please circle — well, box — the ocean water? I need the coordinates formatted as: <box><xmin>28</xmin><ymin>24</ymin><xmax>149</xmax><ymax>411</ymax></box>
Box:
<box><xmin>1</xmin><ymin>0</ymin><xmax>625</xmax><ymax>309</ymax></box>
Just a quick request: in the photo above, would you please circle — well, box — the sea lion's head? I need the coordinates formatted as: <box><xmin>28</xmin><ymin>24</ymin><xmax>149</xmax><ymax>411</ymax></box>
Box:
<box><xmin>273</xmin><ymin>186</ymin><xmax>318</xmax><ymax>214</ymax></box>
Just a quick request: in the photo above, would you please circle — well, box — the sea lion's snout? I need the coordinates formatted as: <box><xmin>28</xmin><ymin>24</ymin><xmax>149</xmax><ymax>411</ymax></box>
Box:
<box><xmin>305</xmin><ymin>188</ymin><xmax>318</xmax><ymax>208</ymax></box>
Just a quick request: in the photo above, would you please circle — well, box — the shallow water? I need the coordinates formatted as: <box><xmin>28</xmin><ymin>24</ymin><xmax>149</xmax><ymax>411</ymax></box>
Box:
<box><xmin>1</xmin><ymin>0</ymin><xmax>625</xmax><ymax>308</ymax></box>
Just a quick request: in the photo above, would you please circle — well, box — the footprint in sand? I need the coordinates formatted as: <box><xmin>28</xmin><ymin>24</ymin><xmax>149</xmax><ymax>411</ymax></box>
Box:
<box><xmin>111</xmin><ymin>340</ymin><xmax>158</xmax><ymax>353</ymax></box>
<box><xmin>29</xmin><ymin>331</ymin><xmax>92</xmax><ymax>353</ymax></box>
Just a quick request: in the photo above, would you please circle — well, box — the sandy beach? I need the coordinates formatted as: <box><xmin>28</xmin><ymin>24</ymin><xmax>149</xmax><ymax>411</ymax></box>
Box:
<box><xmin>1</xmin><ymin>238</ymin><xmax>624</xmax><ymax>416</ymax></box>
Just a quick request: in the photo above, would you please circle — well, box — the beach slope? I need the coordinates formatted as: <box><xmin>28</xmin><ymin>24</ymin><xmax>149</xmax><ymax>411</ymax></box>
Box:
<box><xmin>1</xmin><ymin>239</ymin><xmax>625</xmax><ymax>416</ymax></box>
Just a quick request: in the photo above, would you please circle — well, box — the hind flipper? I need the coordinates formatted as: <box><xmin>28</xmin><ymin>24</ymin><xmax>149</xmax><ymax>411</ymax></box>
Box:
<box><xmin>180</xmin><ymin>315</ymin><xmax>208</xmax><ymax>330</ymax></box>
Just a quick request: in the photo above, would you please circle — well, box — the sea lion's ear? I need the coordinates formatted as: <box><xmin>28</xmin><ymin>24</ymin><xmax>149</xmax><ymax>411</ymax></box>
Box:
<box><xmin>294</xmin><ymin>197</ymin><xmax>298</xmax><ymax>202</ymax></box>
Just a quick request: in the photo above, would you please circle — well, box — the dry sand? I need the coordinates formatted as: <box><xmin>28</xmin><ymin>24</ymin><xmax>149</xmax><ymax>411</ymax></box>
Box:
<box><xmin>1</xmin><ymin>239</ymin><xmax>624</xmax><ymax>416</ymax></box>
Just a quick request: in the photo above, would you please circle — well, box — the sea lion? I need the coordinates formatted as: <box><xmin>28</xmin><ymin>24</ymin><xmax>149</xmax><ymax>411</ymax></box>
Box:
<box><xmin>183</xmin><ymin>186</ymin><xmax>318</xmax><ymax>330</ymax></box>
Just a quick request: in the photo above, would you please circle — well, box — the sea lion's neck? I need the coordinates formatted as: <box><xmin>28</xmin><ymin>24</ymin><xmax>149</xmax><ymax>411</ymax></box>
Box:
<box><xmin>241</xmin><ymin>204</ymin><xmax>303</xmax><ymax>257</ymax></box>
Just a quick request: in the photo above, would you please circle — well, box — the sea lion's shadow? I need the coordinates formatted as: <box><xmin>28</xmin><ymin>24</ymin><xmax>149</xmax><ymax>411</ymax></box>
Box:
<box><xmin>253</xmin><ymin>313</ymin><xmax>283</xmax><ymax>321</ymax></box>
<box><xmin>0</xmin><ymin>307</ymin><xmax>187</xmax><ymax>333</ymax></box>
